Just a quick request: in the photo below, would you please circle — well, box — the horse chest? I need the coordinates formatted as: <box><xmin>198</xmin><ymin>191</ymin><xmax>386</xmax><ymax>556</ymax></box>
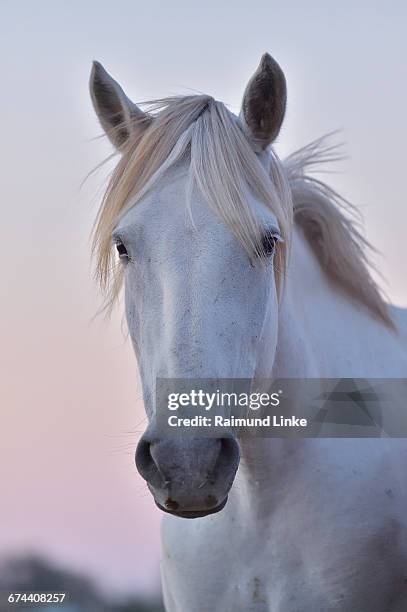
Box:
<box><xmin>161</xmin><ymin>454</ymin><xmax>407</xmax><ymax>612</ymax></box>
<box><xmin>162</xmin><ymin>517</ymin><xmax>407</xmax><ymax>612</ymax></box>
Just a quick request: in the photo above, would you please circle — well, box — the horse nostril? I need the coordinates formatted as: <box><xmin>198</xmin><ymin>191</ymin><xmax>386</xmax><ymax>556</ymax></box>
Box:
<box><xmin>135</xmin><ymin>436</ymin><xmax>171</xmax><ymax>489</ymax></box>
<box><xmin>221</xmin><ymin>436</ymin><xmax>240</xmax><ymax>462</ymax></box>
<box><xmin>135</xmin><ymin>437</ymin><xmax>154</xmax><ymax>476</ymax></box>
<box><xmin>212</xmin><ymin>436</ymin><xmax>240</xmax><ymax>479</ymax></box>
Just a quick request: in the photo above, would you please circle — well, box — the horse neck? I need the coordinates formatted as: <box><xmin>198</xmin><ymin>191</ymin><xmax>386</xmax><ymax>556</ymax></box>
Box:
<box><xmin>272</xmin><ymin>225</ymin><xmax>398</xmax><ymax>378</ymax></box>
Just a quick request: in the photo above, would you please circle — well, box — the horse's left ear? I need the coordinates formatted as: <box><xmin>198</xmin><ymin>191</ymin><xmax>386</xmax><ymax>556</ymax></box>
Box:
<box><xmin>239</xmin><ymin>53</ymin><xmax>287</xmax><ymax>152</ymax></box>
<box><xmin>89</xmin><ymin>61</ymin><xmax>151</xmax><ymax>151</ymax></box>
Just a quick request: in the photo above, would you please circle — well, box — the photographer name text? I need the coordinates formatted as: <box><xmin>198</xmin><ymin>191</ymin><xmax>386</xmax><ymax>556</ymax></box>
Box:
<box><xmin>167</xmin><ymin>415</ymin><xmax>307</xmax><ymax>428</ymax></box>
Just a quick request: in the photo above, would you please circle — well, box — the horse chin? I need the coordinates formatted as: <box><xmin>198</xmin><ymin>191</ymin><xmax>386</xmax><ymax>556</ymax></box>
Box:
<box><xmin>154</xmin><ymin>496</ymin><xmax>228</xmax><ymax>519</ymax></box>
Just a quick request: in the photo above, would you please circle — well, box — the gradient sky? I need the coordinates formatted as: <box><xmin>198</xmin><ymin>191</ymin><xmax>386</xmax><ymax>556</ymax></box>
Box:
<box><xmin>1</xmin><ymin>0</ymin><xmax>406</xmax><ymax>597</ymax></box>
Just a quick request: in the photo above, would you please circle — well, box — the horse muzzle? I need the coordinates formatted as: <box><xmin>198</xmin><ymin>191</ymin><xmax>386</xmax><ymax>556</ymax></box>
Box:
<box><xmin>135</xmin><ymin>435</ymin><xmax>240</xmax><ymax>518</ymax></box>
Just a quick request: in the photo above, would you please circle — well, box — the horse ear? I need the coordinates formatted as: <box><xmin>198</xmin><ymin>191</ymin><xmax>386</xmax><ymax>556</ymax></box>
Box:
<box><xmin>239</xmin><ymin>53</ymin><xmax>287</xmax><ymax>152</ymax></box>
<box><xmin>89</xmin><ymin>61</ymin><xmax>151</xmax><ymax>150</ymax></box>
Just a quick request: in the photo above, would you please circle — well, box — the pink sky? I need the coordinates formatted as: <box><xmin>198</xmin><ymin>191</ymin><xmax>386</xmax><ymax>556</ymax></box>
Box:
<box><xmin>0</xmin><ymin>271</ymin><xmax>162</xmax><ymax>594</ymax></box>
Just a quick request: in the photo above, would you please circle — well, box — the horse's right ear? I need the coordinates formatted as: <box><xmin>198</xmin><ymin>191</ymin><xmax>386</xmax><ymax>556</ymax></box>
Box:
<box><xmin>89</xmin><ymin>61</ymin><xmax>151</xmax><ymax>151</ymax></box>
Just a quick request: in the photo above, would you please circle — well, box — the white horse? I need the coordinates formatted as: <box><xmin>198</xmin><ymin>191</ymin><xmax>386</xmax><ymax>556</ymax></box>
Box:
<box><xmin>89</xmin><ymin>54</ymin><xmax>407</xmax><ymax>611</ymax></box>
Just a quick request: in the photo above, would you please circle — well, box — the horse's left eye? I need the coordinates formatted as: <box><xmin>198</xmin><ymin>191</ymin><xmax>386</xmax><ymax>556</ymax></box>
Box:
<box><xmin>115</xmin><ymin>242</ymin><xmax>129</xmax><ymax>260</ymax></box>
<box><xmin>260</xmin><ymin>231</ymin><xmax>279</xmax><ymax>257</ymax></box>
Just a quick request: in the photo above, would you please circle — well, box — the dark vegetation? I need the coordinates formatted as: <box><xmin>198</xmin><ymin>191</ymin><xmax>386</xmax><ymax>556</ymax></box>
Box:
<box><xmin>0</xmin><ymin>555</ymin><xmax>164</xmax><ymax>612</ymax></box>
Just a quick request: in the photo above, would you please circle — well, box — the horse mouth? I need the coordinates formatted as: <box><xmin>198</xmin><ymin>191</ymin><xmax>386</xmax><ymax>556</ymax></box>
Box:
<box><xmin>155</xmin><ymin>496</ymin><xmax>228</xmax><ymax>519</ymax></box>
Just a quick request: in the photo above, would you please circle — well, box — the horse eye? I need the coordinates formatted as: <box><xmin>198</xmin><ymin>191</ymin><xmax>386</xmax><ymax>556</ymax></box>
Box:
<box><xmin>115</xmin><ymin>242</ymin><xmax>129</xmax><ymax>260</ymax></box>
<box><xmin>260</xmin><ymin>231</ymin><xmax>279</xmax><ymax>257</ymax></box>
